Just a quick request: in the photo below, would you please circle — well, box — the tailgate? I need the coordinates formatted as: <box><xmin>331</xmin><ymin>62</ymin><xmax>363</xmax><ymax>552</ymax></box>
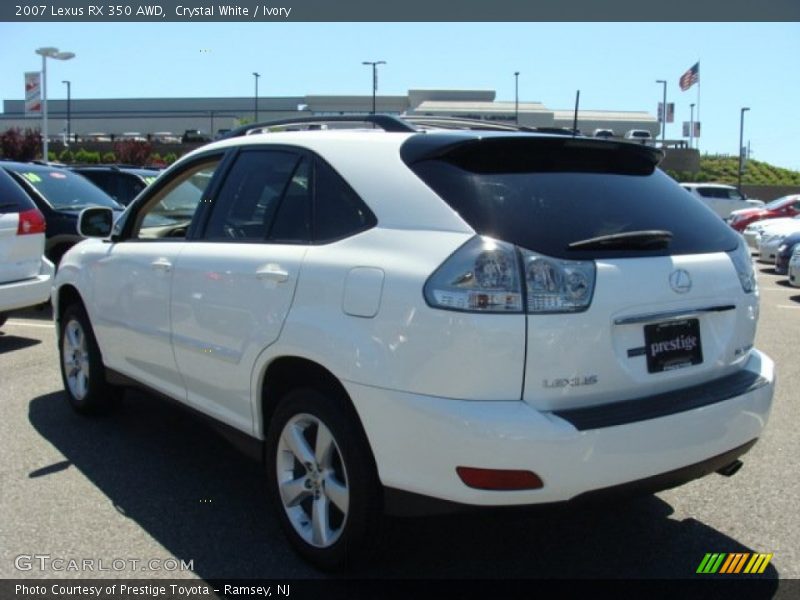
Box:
<box><xmin>523</xmin><ymin>253</ymin><xmax>757</xmax><ymax>411</ymax></box>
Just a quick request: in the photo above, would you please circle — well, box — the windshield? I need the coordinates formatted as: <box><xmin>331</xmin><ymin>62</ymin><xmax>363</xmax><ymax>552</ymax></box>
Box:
<box><xmin>7</xmin><ymin>165</ymin><xmax>121</xmax><ymax>210</ymax></box>
<box><xmin>764</xmin><ymin>195</ymin><xmax>799</xmax><ymax>210</ymax></box>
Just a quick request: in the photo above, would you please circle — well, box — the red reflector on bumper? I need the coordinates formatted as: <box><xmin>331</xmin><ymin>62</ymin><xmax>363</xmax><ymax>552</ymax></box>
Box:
<box><xmin>456</xmin><ymin>467</ymin><xmax>544</xmax><ymax>491</ymax></box>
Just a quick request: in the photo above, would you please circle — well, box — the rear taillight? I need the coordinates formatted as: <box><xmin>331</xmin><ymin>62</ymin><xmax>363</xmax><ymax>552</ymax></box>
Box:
<box><xmin>423</xmin><ymin>236</ymin><xmax>523</xmax><ymax>313</ymax></box>
<box><xmin>17</xmin><ymin>208</ymin><xmax>46</xmax><ymax>235</ymax></box>
<box><xmin>520</xmin><ymin>248</ymin><xmax>595</xmax><ymax>313</ymax></box>
<box><xmin>424</xmin><ymin>236</ymin><xmax>596</xmax><ymax>314</ymax></box>
<box><xmin>727</xmin><ymin>239</ymin><xmax>756</xmax><ymax>294</ymax></box>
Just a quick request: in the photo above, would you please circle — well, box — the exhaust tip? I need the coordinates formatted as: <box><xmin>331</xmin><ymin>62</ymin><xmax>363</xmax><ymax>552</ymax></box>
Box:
<box><xmin>716</xmin><ymin>460</ymin><xmax>744</xmax><ymax>477</ymax></box>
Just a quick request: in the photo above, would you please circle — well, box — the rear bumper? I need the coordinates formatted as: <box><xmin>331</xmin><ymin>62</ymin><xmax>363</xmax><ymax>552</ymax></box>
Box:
<box><xmin>384</xmin><ymin>439</ymin><xmax>757</xmax><ymax>516</ymax></box>
<box><xmin>346</xmin><ymin>349</ymin><xmax>774</xmax><ymax>508</ymax></box>
<box><xmin>0</xmin><ymin>257</ymin><xmax>55</xmax><ymax>314</ymax></box>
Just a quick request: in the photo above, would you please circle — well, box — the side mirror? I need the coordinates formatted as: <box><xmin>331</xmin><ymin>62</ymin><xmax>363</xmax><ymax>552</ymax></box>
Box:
<box><xmin>78</xmin><ymin>207</ymin><xmax>114</xmax><ymax>238</ymax></box>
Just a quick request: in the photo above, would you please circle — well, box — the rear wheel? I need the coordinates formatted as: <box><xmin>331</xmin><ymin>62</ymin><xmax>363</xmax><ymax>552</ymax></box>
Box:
<box><xmin>266</xmin><ymin>388</ymin><xmax>381</xmax><ymax>570</ymax></box>
<box><xmin>59</xmin><ymin>304</ymin><xmax>119</xmax><ymax>414</ymax></box>
<box><xmin>0</xmin><ymin>313</ymin><xmax>7</xmax><ymax>328</ymax></box>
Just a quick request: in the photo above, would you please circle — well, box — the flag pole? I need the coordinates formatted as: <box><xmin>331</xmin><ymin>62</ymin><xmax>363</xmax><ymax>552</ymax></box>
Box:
<box><xmin>696</xmin><ymin>60</ymin><xmax>701</xmax><ymax>153</ymax></box>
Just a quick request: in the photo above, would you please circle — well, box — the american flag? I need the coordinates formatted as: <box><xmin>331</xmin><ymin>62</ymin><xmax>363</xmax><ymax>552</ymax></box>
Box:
<box><xmin>679</xmin><ymin>63</ymin><xmax>700</xmax><ymax>91</ymax></box>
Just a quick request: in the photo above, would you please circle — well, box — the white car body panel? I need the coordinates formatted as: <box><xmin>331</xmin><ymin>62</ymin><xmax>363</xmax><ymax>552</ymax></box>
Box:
<box><xmin>169</xmin><ymin>242</ymin><xmax>307</xmax><ymax>432</ymax></box>
<box><xmin>789</xmin><ymin>250</ymin><xmax>800</xmax><ymax>287</ymax></box>
<box><xmin>76</xmin><ymin>240</ymin><xmax>187</xmax><ymax>401</ymax></box>
<box><xmin>0</xmin><ymin>213</ymin><xmax>53</xmax><ymax>314</ymax></box>
<box><xmin>249</xmin><ymin>228</ymin><xmax>527</xmax><ymax>439</ymax></box>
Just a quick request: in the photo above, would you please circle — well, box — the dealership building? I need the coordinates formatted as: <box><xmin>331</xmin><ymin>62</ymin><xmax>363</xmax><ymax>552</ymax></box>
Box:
<box><xmin>0</xmin><ymin>89</ymin><xmax>659</xmax><ymax>141</ymax></box>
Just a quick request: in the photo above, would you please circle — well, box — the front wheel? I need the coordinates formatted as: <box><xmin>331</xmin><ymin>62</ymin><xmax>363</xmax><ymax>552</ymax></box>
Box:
<box><xmin>59</xmin><ymin>304</ymin><xmax>119</xmax><ymax>414</ymax></box>
<box><xmin>266</xmin><ymin>388</ymin><xmax>381</xmax><ymax>570</ymax></box>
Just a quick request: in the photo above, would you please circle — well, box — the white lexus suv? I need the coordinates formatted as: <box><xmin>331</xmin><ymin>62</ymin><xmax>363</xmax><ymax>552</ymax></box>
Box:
<box><xmin>53</xmin><ymin>116</ymin><xmax>775</xmax><ymax>569</ymax></box>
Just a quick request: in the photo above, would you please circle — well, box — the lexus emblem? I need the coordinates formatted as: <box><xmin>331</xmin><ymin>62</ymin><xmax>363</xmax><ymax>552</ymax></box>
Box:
<box><xmin>669</xmin><ymin>269</ymin><xmax>692</xmax><ymax>294</ymax></box>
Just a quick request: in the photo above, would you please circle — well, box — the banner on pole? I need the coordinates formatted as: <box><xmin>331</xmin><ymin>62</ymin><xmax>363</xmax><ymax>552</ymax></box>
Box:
<box><xmin>658</xmin><ymin>102</ymin><xmax>675</xmax><ymax>124</ymax></box>
<box><xmin>25</xmin><ymin>71</ymin><xmax>41</xmax><ymax>114</ymax></box>
<box><xmin>682</xmin><ymin>122</ymin><xmax>701</xmax><ymax>138</ymax></box>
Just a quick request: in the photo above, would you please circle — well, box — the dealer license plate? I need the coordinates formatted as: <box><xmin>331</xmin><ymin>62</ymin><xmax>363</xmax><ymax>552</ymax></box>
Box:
<box><xmin>644</xmin><ymin>318</ymin><xmax>703</xmax><ymax>373</ymax></box>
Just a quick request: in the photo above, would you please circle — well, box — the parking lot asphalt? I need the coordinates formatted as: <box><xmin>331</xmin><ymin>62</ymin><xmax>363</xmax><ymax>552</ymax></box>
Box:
<box><xmin>0</xmin><ymin>266</ymin><xmax>797</xmax><ymax>585</ymax></box>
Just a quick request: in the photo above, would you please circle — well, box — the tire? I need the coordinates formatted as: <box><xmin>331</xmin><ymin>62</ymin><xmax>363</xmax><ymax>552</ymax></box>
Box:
<box><xmin>265</xmin><ymin>388</ymin><xmax>382</xmax><ymax>570</ymax></box>
<box><xmin>59</xmin><ymin>303</ymin><xmax>119</xmax><ymax>414</ymax></box>
<box><xmin>0</xmin><ymin>313</ymin><xmax>7</xmax><ymax>328</ymax></box>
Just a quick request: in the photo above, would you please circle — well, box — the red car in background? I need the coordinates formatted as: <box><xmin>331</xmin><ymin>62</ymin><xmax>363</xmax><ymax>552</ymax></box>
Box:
<box><xmin>729</xmin><ymin>194</ymin><xmax>800</xmax><ymax>232</ymax></box>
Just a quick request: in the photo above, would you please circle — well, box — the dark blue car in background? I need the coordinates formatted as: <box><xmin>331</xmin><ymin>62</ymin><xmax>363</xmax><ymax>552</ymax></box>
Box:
<box><xmin>1</xmin><ymin>161</ymin><xmax>123</xmax><ymax>265</ymax></box>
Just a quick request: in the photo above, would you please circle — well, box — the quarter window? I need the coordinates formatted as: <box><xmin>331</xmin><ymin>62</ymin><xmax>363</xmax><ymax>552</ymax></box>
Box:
<box><xmin>313</xmin><ymin>159</ymin><xmax>376</xmax><ymax>242</ymax></box>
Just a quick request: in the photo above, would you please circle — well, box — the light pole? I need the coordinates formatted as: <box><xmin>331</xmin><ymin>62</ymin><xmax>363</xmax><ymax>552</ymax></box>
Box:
<box><xmin>362</xmin><ymin>61</ymin><xmax>386</xmax><ymax>115</ymax></box>
<box><xmin>36</xmin><ymin>47</ymin><xmax>75</xmax><ymax>161</ymax></box>
<box><xmin>738</xmin><ymin>107</ymin><xmax>750</xmax><ymax>190</ymax></box>
<box><xmin>253</xmin><ymin>72</ymin><xmax>260</xmax><ymax>122</ymax></box>
<box><xmin>689</xmin><ymin>102</ymin><xmax>695</xmax><ymax>149</ymax></box>
<box><xmin>514</xmin><ymin>71</ymin><xmax>520</xmax><ymax>125</ymax></box>
<box><xmin>62</xmin><ymin>80</ymin><xmax>71</xmax><ymax>144</ymax></box>
<box><xmin>656</xmin><ymin>79</ymin><xmax>667</xmax><ymax>145</ymax></box>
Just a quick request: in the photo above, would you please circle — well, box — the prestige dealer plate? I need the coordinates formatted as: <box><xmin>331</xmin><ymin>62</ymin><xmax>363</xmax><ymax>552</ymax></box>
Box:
<box><xmin>644</xmin><ymin>318</ymin><xmax>703</xmax><ymax>373</ymax></box>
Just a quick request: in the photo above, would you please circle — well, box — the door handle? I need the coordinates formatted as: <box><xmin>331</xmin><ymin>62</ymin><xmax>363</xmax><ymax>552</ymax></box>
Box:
<box><xmin>256</xmin><ymin>264</ymin><xmax>289</xmax><ymax>283</ymax></box>
<box><xmin>151</xmin><ymin>258</ymin><xmax>173</xmax><ymax>272</ymax></box>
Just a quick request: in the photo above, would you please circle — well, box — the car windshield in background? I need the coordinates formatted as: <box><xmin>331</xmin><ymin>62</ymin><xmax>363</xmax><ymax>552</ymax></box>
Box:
<box><xmin>408</xmin><ymin>138</ymin><xmax>740</xmax><ymax>260</ymax></box>
<box><xmin>6</xmin><ymin>165</ymin><xmax>121</xmax><ymax>211</ymax></box>
<box><xmin>763</xmin><ymin>195</ymin><xmax>798</xmax><ymax>210</ymax></box>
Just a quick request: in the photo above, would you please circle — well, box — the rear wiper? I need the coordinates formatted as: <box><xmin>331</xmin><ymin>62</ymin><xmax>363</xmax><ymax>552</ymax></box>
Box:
<box><xmin>567</xmin><ymin>230</ymin><xmax>673</xmax><ymax>251</ymax></box>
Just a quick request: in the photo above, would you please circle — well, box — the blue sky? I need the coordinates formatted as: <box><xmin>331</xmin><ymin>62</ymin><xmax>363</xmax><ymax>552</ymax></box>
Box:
<box><xmin>1</xmin><ymin>22</ymin><xmax>798</xmax><ymax>169</ymax></box>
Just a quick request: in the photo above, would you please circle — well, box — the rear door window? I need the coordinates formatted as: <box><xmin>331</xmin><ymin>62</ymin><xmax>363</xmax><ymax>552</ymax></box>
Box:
<box><xmin>204</xmin><ymin>150</ymin><xmax>303</xmax><ymax>242</ymax></box>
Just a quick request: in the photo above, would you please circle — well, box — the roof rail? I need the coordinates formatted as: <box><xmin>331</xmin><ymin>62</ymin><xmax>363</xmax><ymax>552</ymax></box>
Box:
<box><xmin>223</xmin><ymin>114</ymin><xmax>416</xmax><ymax>138</ymax></box>
<box><xmin>402</xmin><ymin>115</ymin><xmax>537</xmax><ymax>132</ymax></box>
<box><xmin>221</xmin><ymin>113</ymin><xmax>587</xmax><ymax>139</ymax></box>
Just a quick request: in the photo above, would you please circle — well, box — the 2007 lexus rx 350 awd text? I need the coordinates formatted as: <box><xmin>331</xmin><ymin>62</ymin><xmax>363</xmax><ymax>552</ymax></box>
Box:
<box><xmin>52</xmin><ymin>116</ymin><xmax>775</xmax><ymax>570</ymax></box>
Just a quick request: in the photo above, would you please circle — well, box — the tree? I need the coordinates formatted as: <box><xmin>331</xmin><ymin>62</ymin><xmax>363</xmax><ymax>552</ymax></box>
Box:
<box><xmin>0</xmin><ymin>128</ymin><xmax>42</xmax><ymax>161</ymax></box>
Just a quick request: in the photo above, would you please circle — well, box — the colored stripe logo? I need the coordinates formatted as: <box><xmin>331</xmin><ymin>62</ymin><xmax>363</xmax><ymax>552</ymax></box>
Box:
<box><xmin>696</xmin><ymin>552</ymin><xmax>773</xmax><ymax>574</ymax></box>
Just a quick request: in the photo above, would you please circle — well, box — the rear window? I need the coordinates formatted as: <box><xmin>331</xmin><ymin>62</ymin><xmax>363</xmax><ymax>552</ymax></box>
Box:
<box><xmin>6</xmin><ymin>165</ymin><xmax>121</xmax><ymax>211</ymax></box>
<box><xmin>695</xmin><ymin>186</ymin><xmax>744</xmax><ymax>200</ymax></box>
<box><xmin>0</xmin><ymin>168</ymin><xmax>36</xmax><ymax>213</ymax></box>
<box><xmin>407</xmin><ymin>137</ymin><xmax>740</xmax><ymax>260</ymax></box>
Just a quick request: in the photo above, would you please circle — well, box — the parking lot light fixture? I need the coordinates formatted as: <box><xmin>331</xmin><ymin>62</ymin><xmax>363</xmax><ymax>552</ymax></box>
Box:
<box><xmin>253</xmin><ymin>72</ymin><xmax>260</xmax><ymax>122</ymax></box>
<box><xmin>362</xmin><ymin>61</ymin><xmax>386</xmax><ymax>115</ymax></box>
<box><xmin>35</xmin><ymin>47</ymin><xmax>75</xmax><ymax>161</ymax></box>
<box><xmin>738</xmin><ymin>107</ymin><xmax>750</xmax><ymax>190</ymax></box>
<box><xmin>62</xmin><ymin>80</ymin><xmax>71</xmax><ymax>144</ymax></box>
<box><xmin>656</xmin><ymin>79</ymin><xmax>667</xmax><ymax>145</ymax></box>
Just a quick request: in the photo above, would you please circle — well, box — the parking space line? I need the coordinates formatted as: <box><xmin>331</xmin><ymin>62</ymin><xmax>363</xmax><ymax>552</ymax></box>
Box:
<box><xmin>760</xmin><ymin>287</ymin><xmax>793</xmax><ymax>292</ymax></box>
<box><xmin>777</xmin><ymin>305</ymin><xmax>800</xmax><ymax>310</ymax></box>
<box><xmin>4</xmin><ymin>321</ymin><xmax>54</xmax><ymax>329</ymax></box>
